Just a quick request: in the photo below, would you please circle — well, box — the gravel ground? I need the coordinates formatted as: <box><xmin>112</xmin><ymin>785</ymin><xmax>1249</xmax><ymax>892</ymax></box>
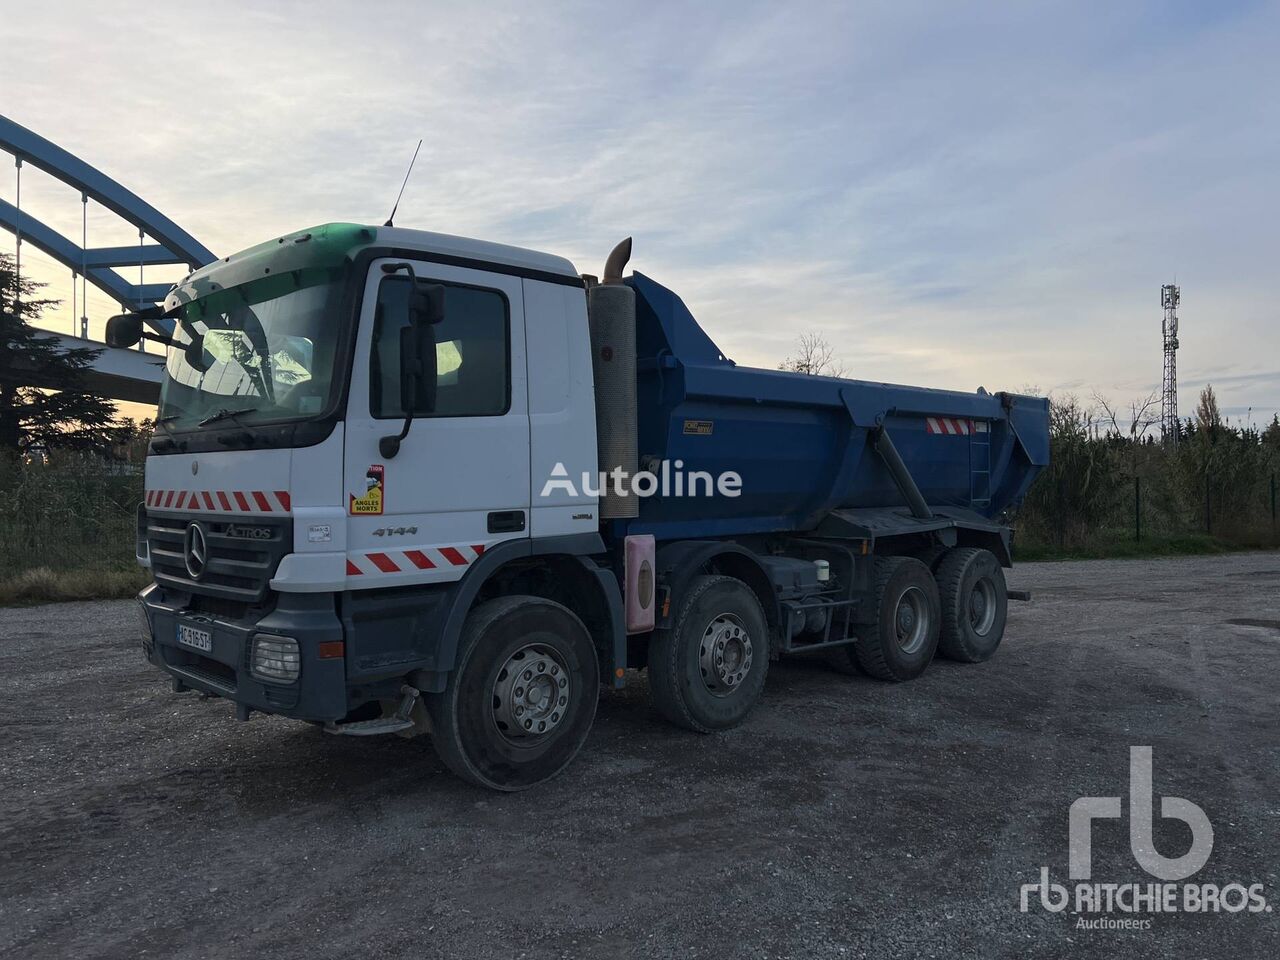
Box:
<box><xmin>2</xmin><ymin>553</ymin><xmax>1278</xmax><ymax>959</ymax></box>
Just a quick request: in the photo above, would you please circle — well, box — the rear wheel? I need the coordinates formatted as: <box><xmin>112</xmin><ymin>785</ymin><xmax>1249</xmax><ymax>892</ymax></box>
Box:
<box><xmin>915</xmin><ymin>545</ymin><xmax>948</xmax><ymax>572</ymax></box>
<box><xmin>935</xmin><ymin>547</ymin><xmax>1007</xmax><ymax>662</ymax></box>
<box><xmin>426</xmin><ymin>596</ymin><xmax>598</xmax><ymax>791</ymax></box>
<box><xmin>833</xmin><ymin>556</ymin><xmax>940</xmax><ymax>681</ymax></box>
<box><xmin>648</xmin><ymin>575</ymin><xmax>770</xmax><ymax>732</ymax></box>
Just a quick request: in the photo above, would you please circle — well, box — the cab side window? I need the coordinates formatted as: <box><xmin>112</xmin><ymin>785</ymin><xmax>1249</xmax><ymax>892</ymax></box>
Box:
<box><xmin>370</xmin><ymin>275</ymin><xmax>510</xmax><ymax>418</ymax></box>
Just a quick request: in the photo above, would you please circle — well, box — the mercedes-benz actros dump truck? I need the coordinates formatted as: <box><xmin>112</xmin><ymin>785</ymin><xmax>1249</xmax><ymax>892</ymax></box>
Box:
<box><xmin>111</xmin><ymin>222</ymin><xmax>1049</xmax><ymax>791</ymax></box>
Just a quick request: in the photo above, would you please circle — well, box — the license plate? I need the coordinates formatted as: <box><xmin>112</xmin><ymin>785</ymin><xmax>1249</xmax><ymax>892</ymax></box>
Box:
<box><xmin>176</xmin><ymin>622</ymin><xmax>213</xmax><ymax>652</ymax></box>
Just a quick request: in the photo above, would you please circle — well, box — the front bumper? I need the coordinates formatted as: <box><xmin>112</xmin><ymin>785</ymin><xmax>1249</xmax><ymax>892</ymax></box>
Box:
<box><xmin>139</xmin><ymin>583</ymin><xmax>351</xmax><ymax>722</ymax></box>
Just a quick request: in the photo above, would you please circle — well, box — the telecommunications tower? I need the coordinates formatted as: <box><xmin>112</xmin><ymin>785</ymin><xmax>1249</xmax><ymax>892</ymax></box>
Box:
<box><xmin>1160</xmin><ymin>283</ymin><xmax>1180</xmax><ymax>444</ymax></box>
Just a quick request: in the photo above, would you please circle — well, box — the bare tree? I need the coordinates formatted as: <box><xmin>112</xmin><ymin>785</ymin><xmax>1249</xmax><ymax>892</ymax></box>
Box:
<box><xmin>780</xmin><ymin>332</ymin><xmax>846</xmax><ymax>378</ymax></box>
<box><xmin>1092</xmin><ymin>389</ymin><xmax>1161</xmax><ymax>440</ymax></box>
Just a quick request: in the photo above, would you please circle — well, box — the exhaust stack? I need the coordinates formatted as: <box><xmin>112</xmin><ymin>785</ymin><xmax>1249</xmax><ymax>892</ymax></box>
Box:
<box><xmin>602</xmin><ymin>237</ymin><xmax>632</xmax><ymax>285</ymax></box>
<box><xmin>587</xmin><ymin>238</ymin><xmax>639</xmax><ymax>519</ymax></box>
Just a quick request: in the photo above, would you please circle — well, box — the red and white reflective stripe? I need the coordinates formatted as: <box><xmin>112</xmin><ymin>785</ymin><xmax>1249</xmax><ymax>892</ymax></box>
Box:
<box><xmin>346</xmin><ymin>543</ymin><xmax>487</xmax><ymax>577</ymax></box>
<box><xmin>145</xmin><ymin>489</ymin><xmax>292</xmax><ymax>514</ymax></box>
<box><xmin>925</xmin><ymin>417</ymin><xmax>975</xmax><ymax>435</ymax></box>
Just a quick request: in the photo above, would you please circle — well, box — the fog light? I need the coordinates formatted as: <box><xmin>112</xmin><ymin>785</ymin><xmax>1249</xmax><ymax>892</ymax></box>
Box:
<box><xmin>251</xmin><ymin>635</ymin><xmax>301</xmax><ymax>684</ymax></box>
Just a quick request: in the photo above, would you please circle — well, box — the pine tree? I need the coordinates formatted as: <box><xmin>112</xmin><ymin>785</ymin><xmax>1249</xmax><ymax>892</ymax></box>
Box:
<box><xmin>0</xmin><ymin>252</ymin><xmax>121</xmax><ymax>456</ymax></box>
<box><xmin>1263</xmin><ymin>414</ymin><xmax>1280</xmax><ymax>454</ymax></box>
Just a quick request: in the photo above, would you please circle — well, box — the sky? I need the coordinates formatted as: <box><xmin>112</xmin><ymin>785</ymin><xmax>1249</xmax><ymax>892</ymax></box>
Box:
<box><xmin>2</xmin><ymin>0</ymin><xmax>1279</xmax><ymax>427</ymax></box>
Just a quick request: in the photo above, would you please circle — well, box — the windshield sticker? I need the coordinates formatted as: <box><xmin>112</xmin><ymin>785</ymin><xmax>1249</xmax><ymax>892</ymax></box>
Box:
<box><xmin>350</xmin><ymin>465</ymin><xmax>385</xmax><ymax>515</ymax></box>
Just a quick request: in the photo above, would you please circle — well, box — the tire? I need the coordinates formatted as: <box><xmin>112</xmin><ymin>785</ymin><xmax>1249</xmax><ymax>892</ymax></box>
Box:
<box><xmin>648</xmin><ymin>574</ymin><xmax>770</xmax><ymax>733</ymax></box>
<box><xmin>935</xmin><ymin>547</ymin><xmax>1008</xmax><ymax>663</ymax></box>
<box><xmin>425</xmin><ymin>596</ymin><xmax>599</xmax><ymax>791</ymax></box>
<box><xmin>915</xmin><ymin>545</ymin><xmax>947</xmax><ymax>572</ymax></box>
<box><xmin>825</xmin><ymin>645</ymin><xmax>863</xmax><ymax>676</ymax></box>
<box><xmin>851</xmin><ymin>556</ymin><xmax>941</xmax><ymax>681</ymax></box>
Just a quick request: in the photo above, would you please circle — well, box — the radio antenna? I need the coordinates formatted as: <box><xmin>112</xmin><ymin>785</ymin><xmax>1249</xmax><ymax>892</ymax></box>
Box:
<box><xmin>383</xmin><ymin>139</ymin><xmax>423</xmax><ymax>228</ymax></box>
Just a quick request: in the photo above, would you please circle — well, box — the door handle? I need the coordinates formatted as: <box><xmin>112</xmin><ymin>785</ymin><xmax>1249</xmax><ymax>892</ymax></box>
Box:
<box><xmin>487</xmin><ymin>510</ymin><xmax>526</xmax><ymax>534</ymax></box>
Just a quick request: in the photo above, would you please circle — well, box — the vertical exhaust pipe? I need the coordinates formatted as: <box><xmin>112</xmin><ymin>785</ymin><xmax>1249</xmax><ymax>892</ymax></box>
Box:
<box><xmin>588</xmin><ymin>238</ymin><xmax>638</xmax><ymax>518</ymax></box>
<box><xmin>602</xmin><ymin>237</ymin><xmax>632</xmax><ymax>285</ymax></box>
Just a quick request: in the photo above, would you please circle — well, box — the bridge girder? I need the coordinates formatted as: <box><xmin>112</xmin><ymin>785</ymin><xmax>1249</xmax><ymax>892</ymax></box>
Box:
<box><xmin>6</xmin><ymin>331</ymin><xmax>163</xmax><ymax>404</ymax></box>
<box><xmin>0</xmin><ymin>199</ymin><xmax>174</xmax><ymax>310</ymax></box>
<box><xmin>0</xmin><ymin>115</ymin><xmax>215</xmax><ymax>275</ymax></box>
<box><xmin>0</xmin><ymin>115</ymin><xmax>217</xmax><ymax>402</ymax></box>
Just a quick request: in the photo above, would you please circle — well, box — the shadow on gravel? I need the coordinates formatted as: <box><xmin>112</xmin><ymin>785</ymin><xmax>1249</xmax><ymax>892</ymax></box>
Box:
<box><xmin>1225</xmin><ymin>618</ymin><xmax>1280</xmax><ymax>632</ymax></box>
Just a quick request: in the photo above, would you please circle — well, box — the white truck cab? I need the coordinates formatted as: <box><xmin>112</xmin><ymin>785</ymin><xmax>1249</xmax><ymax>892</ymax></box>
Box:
<box><xmin>134</xmin><ymin>224</ymin><xmax>622</xmax><ymax>789</ymax></box>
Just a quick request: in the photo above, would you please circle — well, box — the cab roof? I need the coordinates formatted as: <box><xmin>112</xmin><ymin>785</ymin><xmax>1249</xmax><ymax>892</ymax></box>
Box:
<box><xmin>376</xmin><ymin>225</ymin><xmax>579</xmax><ymax>279</ymax></box>
<box><xmin>167</xmin><ymin>222</ymin><xmax>579</xmax><ymax>308</ymax></box>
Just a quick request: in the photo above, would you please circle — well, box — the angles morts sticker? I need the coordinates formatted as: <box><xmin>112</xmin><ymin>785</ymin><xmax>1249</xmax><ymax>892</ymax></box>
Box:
<box><xmin>350</xmin><ymin>464</ymin><xmax>385</xmax><ymax>515</ymax></box>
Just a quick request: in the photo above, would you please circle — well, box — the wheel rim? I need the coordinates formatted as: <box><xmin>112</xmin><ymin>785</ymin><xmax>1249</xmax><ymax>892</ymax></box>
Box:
<box><xmin>492</xmin><ymin>644</ymin><xmax>571</xmax><ymax>743</ymax></box>
<box><xmin>698</xmin><ymin>612</ymin><xmax>753</xmax><ymax>697</ymax></box>
<box><xmin>968</xmin><ymin>577</ymin><xmax>997</xmax><ymax>636</ymax></box>
<box><xmin>894</xmin><ymin>586</ymin><xmax>931</xmax><ymax>654</ymax></box>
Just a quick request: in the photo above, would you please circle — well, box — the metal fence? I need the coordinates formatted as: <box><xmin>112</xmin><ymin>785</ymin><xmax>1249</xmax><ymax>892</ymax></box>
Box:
<box><xmin>1127</xmin><ymin>471</ymin><xmax>1278</xmax><ymax>543</ymax></box>
<box><xmin>1019</xmin><ymin>464</ymin><xmax>1280</xmax><ymax>552</ymax></box>
<box><xmin>0</xmin><ymin>459</ymin><xmax>143</xmax><ymax>580</ymax></box>
<box><xmin>2</xmin><ymin>455</ymin><xmax>1275</xmax><ymax>580</ymax></box>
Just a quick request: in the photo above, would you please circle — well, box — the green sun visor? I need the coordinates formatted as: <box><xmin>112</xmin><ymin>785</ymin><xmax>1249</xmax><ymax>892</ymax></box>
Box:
<box><xmin>164</xmin><ymin>223</ymin><xmax>378</xmax><ymax>313</ymax></box>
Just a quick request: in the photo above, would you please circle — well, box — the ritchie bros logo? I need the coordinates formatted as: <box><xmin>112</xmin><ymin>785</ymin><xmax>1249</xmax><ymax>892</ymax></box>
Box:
<box><xmin>1021</xmin><ymin>747</ymin><xmax>1269</xmax><ymax>931</ymax></box>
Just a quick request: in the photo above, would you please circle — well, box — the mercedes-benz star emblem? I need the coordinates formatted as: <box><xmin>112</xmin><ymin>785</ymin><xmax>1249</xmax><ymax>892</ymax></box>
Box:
<box><xmin>184</xmin><ymin>522</ymin><xmax>208</xmax><ymax>579</ymax></box>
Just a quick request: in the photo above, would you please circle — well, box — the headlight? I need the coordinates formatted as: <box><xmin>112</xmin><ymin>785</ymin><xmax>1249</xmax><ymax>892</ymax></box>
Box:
<box><xmin>251</xmin><ymin>635</ymin><xmax>301</xmax><ymax>684</ymax></box>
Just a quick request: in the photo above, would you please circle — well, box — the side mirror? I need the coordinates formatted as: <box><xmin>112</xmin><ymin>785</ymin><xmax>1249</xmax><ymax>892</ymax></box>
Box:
<box><xmin>105</xmin><ymin>313</ymin><xmax>144</xmax><ymax>349</ymax></box>
<box><xmin>398</xmin><ymin>321</ymin><xmax>438</xmax><ymax>414</ymax></box>
<box><xmin>183</xmin><ymin>332</ymin><xmax>211</xmax><ymax>372</ymax></box>
<box><xmin>378</xmin><ymin>264</ymin><xmax>446</xmax><ymax>458</ymax></box>
<box><xmin>401</xmin><ymin>283</ymin><xmax>444</xmax><ymax>414</ymax></box>
<box><xmin>410</xmin><ymin>283</ymin><xmax>445</xmax><ymax>326</ymax></box>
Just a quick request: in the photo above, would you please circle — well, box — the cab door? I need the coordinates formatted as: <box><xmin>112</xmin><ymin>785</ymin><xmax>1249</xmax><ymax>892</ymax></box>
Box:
<box><xmin>343</xmin><ymin>257</ymin><xmax>530</xmax><ymax>586</ymax></box>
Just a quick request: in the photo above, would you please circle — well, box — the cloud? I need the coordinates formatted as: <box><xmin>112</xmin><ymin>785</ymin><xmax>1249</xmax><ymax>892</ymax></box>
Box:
<box><xmin>2</xmin><ymin>0</ymin><xmax>1277</xmax><ymax>423</ymax></box>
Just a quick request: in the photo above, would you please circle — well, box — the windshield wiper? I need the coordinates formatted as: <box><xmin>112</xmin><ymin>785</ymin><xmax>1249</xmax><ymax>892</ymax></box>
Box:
<box><xmin>198</xmin><ymin>406</ymin><xmax>259</xmax><ymax>428</ymax></box>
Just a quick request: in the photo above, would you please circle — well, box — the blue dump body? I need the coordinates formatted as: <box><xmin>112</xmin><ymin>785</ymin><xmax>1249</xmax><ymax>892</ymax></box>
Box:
<box><xmin>621</xmin><ymin>273</ymin><xmax>1050</xmax><ymax>542</ymax></box>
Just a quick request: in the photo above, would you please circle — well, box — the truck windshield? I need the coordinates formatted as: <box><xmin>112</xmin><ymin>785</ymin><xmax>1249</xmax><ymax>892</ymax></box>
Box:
<box><xmin>157</xmin><ymin>266</ymin><xmax>344</xmax><ymax>431</ymax></box>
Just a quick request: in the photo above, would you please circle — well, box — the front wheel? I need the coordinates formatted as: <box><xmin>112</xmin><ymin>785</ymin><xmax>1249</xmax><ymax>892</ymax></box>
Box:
<box><xmin>648</xmin><ymin>575</ymin><xmax>770</xmax><ymax>733</ymax></box>
<box><xmin>425</xmin><ymin>596</ymin><xmax>599</xmax><ymax>791</ymax></box>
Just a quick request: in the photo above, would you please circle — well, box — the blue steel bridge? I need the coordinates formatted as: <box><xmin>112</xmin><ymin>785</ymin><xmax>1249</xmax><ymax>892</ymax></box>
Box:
<box><xmin>0</xmin><ymin>114</ymin><xmax>217</xmax><ymax>403</ymax></box>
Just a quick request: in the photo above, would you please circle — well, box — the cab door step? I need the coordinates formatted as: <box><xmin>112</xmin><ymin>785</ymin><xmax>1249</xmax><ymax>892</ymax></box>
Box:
<box><xmin>325</xmin><ymin>715</ymin><xmax>415</xmax><ymax>736</ymax></box>
<box><xmin>325</xmin><ymin>685</ymin><xmax>421</xmax><ymax>736</ymax></box>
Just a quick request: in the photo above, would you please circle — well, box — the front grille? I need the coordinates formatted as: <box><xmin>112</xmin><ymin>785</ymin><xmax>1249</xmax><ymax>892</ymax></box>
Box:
<box><xmin>148</xmin><ymin>513</ymin><xmax>292</xmax><ymax>604</ymax></box>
